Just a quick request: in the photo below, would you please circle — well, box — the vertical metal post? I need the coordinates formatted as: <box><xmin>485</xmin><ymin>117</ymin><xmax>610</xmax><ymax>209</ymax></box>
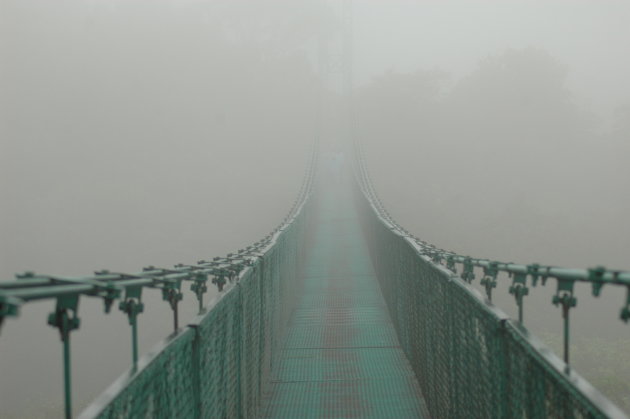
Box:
<box><xmin>162</xmin><ymin>281</ymin><xmax>183</xmax><ymax>333</ymax></box>
<box><xmin>553</xmin><ymin>279</ymin><xmax>576</xmax><ymax>369</ymax></box>
<box><xmin>131</xmin><ymin>319</ymin><xmax>139</xmax><ymax>370</ymax></box>
<box><xmin>173</xmin><ymin>304</ymin><xmax>179</xmax><ymax>332</ymax></box>
<box><xmin>48</xmin><ymin>295</ymin><xmax>80</xmax><ymax>419</ymax></box>
<box><xmin>119</xmin><ymin>286</ymin><xmax>144</xmax><ymax>371</ymax></box>
<box><xmin>509</xmin><ymin>273</ymin><xmax>528</xmax><ymax>325</ymax></box>
<box><xmin>63</xmin><ymin>333</ymin><xmax>72</xmax><ymax>419</ymax></box>
<box><xmin>191</xmin><ymin>274</ymin><xmax>208</xmax><ymax>315</ymax></box>
<box><xmin>189</xmin><ymin>324</ymin><xmax>202</xmax><ymax>419</ymax></box>
<box><xmin>481</xmin><ymin>262</ymin><xmax>498</xmax><ymax>303</ymax></box>
<box><xmin>563</xmin><ymin>304</ymin><xmax>570</xmax><ymax>365</ymax></box>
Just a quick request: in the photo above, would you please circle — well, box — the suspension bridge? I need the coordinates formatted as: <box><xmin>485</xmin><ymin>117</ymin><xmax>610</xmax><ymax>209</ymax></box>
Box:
<box><xmin>1</xmin><ymin>146</ymin><xmax>629</xmax><ymax>418</ymax></box>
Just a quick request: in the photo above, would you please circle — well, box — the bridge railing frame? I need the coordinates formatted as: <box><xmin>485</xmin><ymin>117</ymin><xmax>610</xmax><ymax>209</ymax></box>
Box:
<box><xmin>0</xmin><ymin>146</ymin><xmax>318</xmax><ymax>419</ymax></box>
<box><xmin>80</xmin><ymin>205</ymin><xmax>311</xmax><ymax>418</ymax></box>
<box><xmin>352</xmin><ymin>142</ymin><xmax>628</xmax><ymax>418</ymax></box>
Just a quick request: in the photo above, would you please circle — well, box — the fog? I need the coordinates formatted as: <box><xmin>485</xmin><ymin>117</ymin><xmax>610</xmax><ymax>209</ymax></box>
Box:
<box><xmin>354</xmin><ymin>0</ymin><xmax>630</xmax><ymax>411</ymax></box>
<box><xmin>1</xmin><ymin>0</ymin><xmax>629</xmax><ymax>417</ymax></box>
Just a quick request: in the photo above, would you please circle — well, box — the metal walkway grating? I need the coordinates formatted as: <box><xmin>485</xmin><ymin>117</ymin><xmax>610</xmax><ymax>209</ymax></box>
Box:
<box><xmin>260</xmin><ymin>180</ymin><xmax>429</xmax><ymax>418</ymax></box>
<box><xmin>261</xmin><ymin>379</ymin><xmax>427</xmax><ymax>419</ymax></box>
<box><xmin>271</xmin><ymin>348</ymin><xmax>418</xmax><ymax>382</ymax></box>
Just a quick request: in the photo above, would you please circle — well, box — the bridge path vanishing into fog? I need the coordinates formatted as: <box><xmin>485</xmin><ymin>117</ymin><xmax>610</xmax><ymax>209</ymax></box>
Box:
<box><xmin>2</xmin><ymin>149</ymin><xmax>630</xmax><ymax>419</ymax></box>
<box><xmin>260</xmin><ymin>176</ymin><xmax>429</xmax><ymax>418</ymax></box>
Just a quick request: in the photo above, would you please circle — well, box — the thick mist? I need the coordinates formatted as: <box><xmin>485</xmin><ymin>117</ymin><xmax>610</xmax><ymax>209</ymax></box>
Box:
<box><xmin>1</xmin><ymin>0</ymin><xmax>630</xmax><ymax>417</ymax></box>
<box><xmin>1</xmin><ymin>1</ymin><xmax>319</xmax><ymax>417</ymax></box>
<box><xmin>352</xmin><ymin>0</ymin><xmax>630</xmax><ymax>411</ymax></box>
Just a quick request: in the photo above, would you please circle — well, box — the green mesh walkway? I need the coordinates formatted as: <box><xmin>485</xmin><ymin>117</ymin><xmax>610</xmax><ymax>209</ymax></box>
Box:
<box><xmin>260</xmin><ymin>179</ymin><xmax>429</xmax><ymax>418</ymax></box>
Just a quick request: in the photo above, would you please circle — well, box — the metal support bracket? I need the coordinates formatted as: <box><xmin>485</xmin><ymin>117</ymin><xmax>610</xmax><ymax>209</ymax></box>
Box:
<box><xmin>118</xmin><ymin>285</ymin><xmax>144</xmax><ymax>370</ymax></box>
<box><xmin>552</xmin><ymin>278</ymin><xmax>577</xmax><ymax>367</ymax></box>
<box><xmin>461</xmin><ymin>257</ymin><xmax>475</xmax><ymax>283</ymax></box>
<box><xmin>47</xmin><ymin>294</ymin><xmax>80</xmax><ymax>419</ymax></box>
<box><xmin>509</xmin><ymin>273</ymin><xmax>529</xmax><ymax>325</ymax></box>
<box><xmin>481</xmin><ymin>262</ymin><xmax>499</xmax><ymax>302</ymax></box>
<box><xmin>190</xmin><ymin>273</ymin><xmax>208</xmax><ymax>314</ymax></box>
<box><xmin>161</xmin><ymin>279</ymin><xmax>183</xmax><ymax>332</ymax></box>
<box><xmin>446</xmin><ymin>255</ymin><xmax>456</xmax><ymax>273</ymax></box>
<box><xmin>588</xmin><ymin>266</ymin><xmax>607</xmax><ymax>297</ymax></box>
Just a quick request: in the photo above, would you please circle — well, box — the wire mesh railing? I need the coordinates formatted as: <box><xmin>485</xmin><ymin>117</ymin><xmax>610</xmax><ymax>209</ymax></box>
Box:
<box><xmin>352</xmin><ymin>142</ymin><xmax>628</xmax><ymax>418</ymax></box>
<box><xmin>0</xmin><ymin>149</ymin><xmax>317</xmax><ymax>419</ymax></box>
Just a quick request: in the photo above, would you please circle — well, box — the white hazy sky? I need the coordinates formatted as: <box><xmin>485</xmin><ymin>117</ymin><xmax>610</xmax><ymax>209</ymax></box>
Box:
<box><xmin>353</xmin><ymin>0</ymin><xmax>630</xmax><ymax>119</ymax></box>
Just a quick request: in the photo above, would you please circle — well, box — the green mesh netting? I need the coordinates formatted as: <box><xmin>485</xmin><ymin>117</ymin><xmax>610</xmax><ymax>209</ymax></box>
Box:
<box><xmin>89</xmin><ymin>204</ymin><xmax>309</xmax><ymax>419</ymax></box>
<box><xmin>355</xmin><ymin>183</ymin><xmax>619</xmax><ymax>419</ymax></box>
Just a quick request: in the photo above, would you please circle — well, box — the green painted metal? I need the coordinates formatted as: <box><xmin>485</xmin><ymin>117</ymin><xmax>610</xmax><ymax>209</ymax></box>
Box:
<box><xmin>261</xmin><ymin>171</ymin><xmax>429</xmax><ymax>418</ymax></box>
<box><xmin>47</xmin><ymin>294</ymin><xmax>80</xmax><ymax>419</ymax></box>
<box><xmin>77</xmin><ymin>152</ymin><xmax>316</xmax><ymax>418</ymax></box>
<box><xmin>353</xmin><ymin>144</ymin><xmax>628</xmax><ymax>418</ymax></box>
<box><xmin>3</xmin><ymin>144</ymin><xmax>630</xmax><ymax>418</ymax></box>
<box><xmin>118</xmin><ymin>285</ymin><xmax>144</xmax><ymax>369</ymax></box>
<box><xmin>0</xmin><ymin>150</ymin><xmax>316</xmax><ymax>419</ymax></box>
<box><xmin>353</xmin><ymin>141</ymin><xmax>630</xmax><ymax>368</ymax></box>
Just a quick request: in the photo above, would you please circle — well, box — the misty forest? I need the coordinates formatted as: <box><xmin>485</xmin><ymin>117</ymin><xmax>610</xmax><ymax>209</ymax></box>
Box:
<box><xmin>1</xmin><ymin>1</ymin><xmax>629</xmax><ymax>418</ymax></box>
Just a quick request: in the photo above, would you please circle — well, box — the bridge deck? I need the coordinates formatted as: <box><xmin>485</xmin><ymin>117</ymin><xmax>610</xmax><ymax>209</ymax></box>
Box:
<box><xmin>261</xmin><ymin>178</ymin><xmax>428</xmax><ymax>418</ymax></box>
